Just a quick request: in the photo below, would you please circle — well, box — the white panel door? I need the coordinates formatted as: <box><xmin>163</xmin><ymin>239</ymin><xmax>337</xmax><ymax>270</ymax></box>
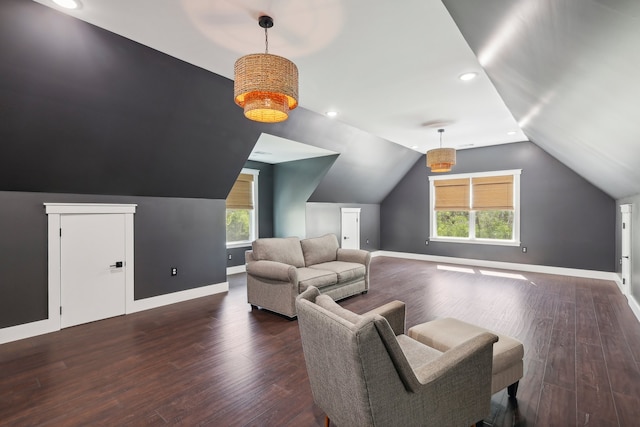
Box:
<box><xmin>341</xmin><ymin>208</ymin><xmax>360</xmax><ymax>250</ymax></box>
<box><xmin>621</xmin><ymin>205</ymin><xmax>632</xmax><ymax>297</ymax></box>
<box><xmin>60</xmin><ymin>213</ymin><xmax>126</xmax><ymax>328</ymax></box>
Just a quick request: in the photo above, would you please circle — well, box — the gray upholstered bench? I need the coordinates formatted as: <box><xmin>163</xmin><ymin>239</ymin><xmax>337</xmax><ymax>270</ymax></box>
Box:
<box><xmin>408</xmin><ymin>317</ymin><xmax>524</xmax><ymax>397</ymax></box>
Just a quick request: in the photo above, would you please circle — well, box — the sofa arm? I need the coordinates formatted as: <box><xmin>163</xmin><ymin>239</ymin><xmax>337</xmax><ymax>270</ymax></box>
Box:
<box><xmin>336</xmin><ymin>248</ymin><xmax>371</xmax><ymax>266</ymax></box>
<box><xmin>364</xmin><ymin>301</ymin><xmax>406</xmax><ymax>335</ymax></box>
<box><xmin>246</xmin><ymin>260</ymin><xmax>298</xmax><ymax>283</ymax></box>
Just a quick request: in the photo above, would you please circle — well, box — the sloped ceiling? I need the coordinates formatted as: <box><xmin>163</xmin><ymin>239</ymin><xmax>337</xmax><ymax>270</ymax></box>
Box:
<box><xmin>443</xmin><ymin>0</ymin><xmax>640</xmax><ymax>199</ymax></box>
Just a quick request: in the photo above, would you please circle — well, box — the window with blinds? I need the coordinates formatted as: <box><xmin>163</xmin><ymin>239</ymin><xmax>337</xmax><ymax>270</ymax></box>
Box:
<box><xmin>429</xmin><ymin>170</ymin><xmax>521</xmax><ymax>245</ymax></box>
<box><xmin>226</xmin><ymin>173</ymin><xmax>254</xmax><ymax>210</ymax></box>
<box><xmin>226</xmin><ymin>170</ymin><xmax>258</xmax><ymax>245</ymax></box>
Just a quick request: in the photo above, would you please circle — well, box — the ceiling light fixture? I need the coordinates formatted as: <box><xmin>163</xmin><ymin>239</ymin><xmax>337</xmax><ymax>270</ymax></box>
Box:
<box><xmin>426</xmin><ymin>129</ymin><xmax>456</xmax><ymax>173</ymax></box>
<box><xmin>459</xmin><ymin>72</ymin><xmax>477</xmax><ymax>81</ymax></box>
<box><xmin>507</xmin><ymin>130</ymin><xmax>517</xmax><ymax>135</ymax></box>
<box><xmin>53</xmin><ymin>0</ymin><xmax>81</xmax><ymax>9</ymax></box>
<box><xmin>234</xmin><ymin>15</ymin><xmax>299</xmax><ymax>123</ymax></box>
<box><xmin>326</xmin><ymin>111</ymin><xmax>338</xmax><ymax>118</ymax></box>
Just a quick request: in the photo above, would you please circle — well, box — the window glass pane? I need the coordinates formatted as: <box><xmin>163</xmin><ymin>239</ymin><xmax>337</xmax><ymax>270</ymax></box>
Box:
<box><xmin>475</xmin><ymin>210</ymin><xmax>514</xmax><ymax>239</ymax></box>
<box><xmin>226</xmin><ymin>209</ymin><xmax>251</xmax><ymax>242</ymax></box>
<box><xmin>436</xmin><ymin>211</ymin><xmax>469</xmax><ymax>237</ymax></box>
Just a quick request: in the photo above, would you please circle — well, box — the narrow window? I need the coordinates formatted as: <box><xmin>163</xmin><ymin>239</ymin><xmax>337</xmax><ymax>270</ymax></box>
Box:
<box><xmin>226</xmin><ymin>169</ymin><xmax>259</xmax><ymax>246</ymax></box>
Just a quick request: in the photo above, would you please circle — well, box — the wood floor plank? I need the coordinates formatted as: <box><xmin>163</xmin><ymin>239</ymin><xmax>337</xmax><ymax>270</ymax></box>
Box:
<box><xmin>543</xmin><ymin>329</ymin><xmax>576</xmax><ymax>390</ymax></box>
<box><xmin>536</xmin><ymin>383</ymin><xmax>577</xmax><ymax>427</ymax></box>
<box><xmin>613</xmin><ymin>392</ymin><xmax>640</xmax><ymax>427</ymax></box>
<box><xmin>576</xmin><ymin>342</ymin><xmax>618</xmax><ymax>426</ymax></box>
<box><xmin>1</xmin><ymin>256</ymin><xmax>637</xmax><ymax>426</ymax></box>
<box><xmin>600</xmin><ymin>332</ymin><xmax>640</xmax><ymax>398</ymax></box>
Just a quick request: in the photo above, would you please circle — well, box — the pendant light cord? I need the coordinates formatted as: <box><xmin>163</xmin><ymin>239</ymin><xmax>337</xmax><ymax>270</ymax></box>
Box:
<box><xmin>264</xmin><ymin>27</ymin><xmax>269</xmax><ymax>54</ymax></box>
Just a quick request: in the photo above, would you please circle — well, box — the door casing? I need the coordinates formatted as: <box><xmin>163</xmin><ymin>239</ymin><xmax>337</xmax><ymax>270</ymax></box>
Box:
<box><xmin>46</xmin><ymin>203</ymin><xmax>136</xmax><ymax>329</ymax></box>
<box><xmin>341</xmin><ymin>207</ymin><xmax>361</xmax><ymax>250</ymax></box>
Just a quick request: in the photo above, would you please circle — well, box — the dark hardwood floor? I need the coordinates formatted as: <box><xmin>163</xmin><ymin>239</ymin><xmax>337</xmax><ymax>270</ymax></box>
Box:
<box><xmin>2</xmin><ymin>256</ymin><xmax>640</xmax><ymax>426</ymax></box>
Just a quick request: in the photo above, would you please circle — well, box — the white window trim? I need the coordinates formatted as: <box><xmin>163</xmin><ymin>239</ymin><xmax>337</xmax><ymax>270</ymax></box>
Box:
<box><xmin>226</xmin><ymin>168</ymin><xmax>259</xmax><ymax>248</ymax></box>
<box><xmin>428</xmin><ymin>169</ymin><xmax>521</xmax><ymax>247</ymax></box>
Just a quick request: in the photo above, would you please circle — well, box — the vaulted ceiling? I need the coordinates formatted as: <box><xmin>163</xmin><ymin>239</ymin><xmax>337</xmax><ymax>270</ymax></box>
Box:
<box><xmin>443</xmin><ymin>0</ymin><xmax>640</xmax><ymax>199</ymax></box>
<box><xmin>32</xmin><ymin>0</ymin><xmax>640</xmax><ymax>199</ymax></box>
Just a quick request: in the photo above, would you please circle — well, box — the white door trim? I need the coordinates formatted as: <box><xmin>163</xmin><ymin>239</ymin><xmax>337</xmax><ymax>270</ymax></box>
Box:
<box><xmin>341</xmin><ymin>207</ymin><xmax>361</xmax><ymax>250</ymax></box>
<box><xmin>620</xmin><ymin>204</ymin><xmax>633</xmax><ymax>297</ymax></box>
<box><xmin>45</xmin><ymin>203</ymin><xmax>136</xmax><ymax>330</ymax></box>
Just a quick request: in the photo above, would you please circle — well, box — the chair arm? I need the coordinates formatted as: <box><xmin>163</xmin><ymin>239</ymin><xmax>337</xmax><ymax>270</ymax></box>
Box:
<box><xmin>414</xmin><ymin>332</ymin><xmax>498</xmax><ymax>390</ymax></box>
<box><xmin>336</xmin><ymin>248</ymin><xmax>371</xmax><ymax>266</ymax></box>
<box><xmin>363</xmin><ymin>301</ymin><xmax>405</xmax><ymax>335</ymax></box>
<box><xmin>246</xmin><ymin>260</ymin><xmax>298</xmax><ymax>283</ymax></box>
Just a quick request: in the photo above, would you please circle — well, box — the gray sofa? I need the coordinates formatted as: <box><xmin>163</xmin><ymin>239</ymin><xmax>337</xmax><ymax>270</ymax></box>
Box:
<box><xmin>245</xmin><ymin>234</ymin><xmax>371</xmax><ymax>318</ymax></box>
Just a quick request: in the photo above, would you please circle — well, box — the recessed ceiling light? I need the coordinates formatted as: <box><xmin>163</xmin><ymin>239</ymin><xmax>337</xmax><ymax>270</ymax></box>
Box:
<box><xmin>459</xmin><ymin>72</ymin><xmax>478</xmax><ymax>81</ymax></box>
<box><xmin>411</xmin><ymin>145</ymin><xmax>419</xmax><ymax>149</ymax></box>
<box><xmin>53</xmin><ymin>0</ymin><xmax>81</xmax><ymax>9</ymax></box>
<box><xmin>507</xmin><ymin>131</ymin><xmax>517</xmax><ymax>135</ymax></box>
<box><xmin>326</xmin><ymin>111</ymin><xmax>338</xmax><ymax>118</ymax></box>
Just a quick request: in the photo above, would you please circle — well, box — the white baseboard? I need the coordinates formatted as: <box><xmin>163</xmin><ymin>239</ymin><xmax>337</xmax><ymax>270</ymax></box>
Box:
<box><xmin>0</xmin><ymin>318</ymin><xmax>58</xmax><ymax>345</ymax></box>
<box><xmin>0</xmin><ymin>281</ymin><xmax>229</xmax><ymax>345</ymax></box>
<box><xmin>227</xmin><ymin>265</ymin><xmax>246</xmax><ymax>275</ymax></box>
<box><xmin>127</xmin><ymin>282</ymin><xmax>229</xmax><ymax>314</ymax></box>
<box><xmin>371</xmin><ymin>250</ymin><xmax>618</xmax><ymax>281</ymax></box>
<box><xmin>628</xmin><ymin>295</ymin><xmax>640</xmax><ymax>323</ymax></box>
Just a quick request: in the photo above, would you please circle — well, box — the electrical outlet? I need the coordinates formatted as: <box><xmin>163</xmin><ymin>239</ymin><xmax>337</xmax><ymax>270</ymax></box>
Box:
<box><xmin>425</xmin><ymin>240</ymin><xmax>429</xmax><ymax>245</ymax></box>
<box><xmin>366</xmin><ymin>239</ymin><xmax>370</xmax><ymax>245</ymax></box>
<box><xmin>521</xmin><ymin>247</ymin><xmax>527</xmax><ymax>253</ymax></box>
<box><xmin>228</xmin><ymin>254</ymin><xmax>232</xmax><ymax>260</ymax></box>
<box><xmin>171</xmin><ymin>267</ymin><xmax>177</xmax><ymax>276</ymax></box>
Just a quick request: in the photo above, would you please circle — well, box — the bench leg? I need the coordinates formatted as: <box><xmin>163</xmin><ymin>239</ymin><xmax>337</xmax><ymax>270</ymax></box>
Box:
<box><xmin>508</xmin><ymin>381</ymin><xmax>519</xmax><ymax>398</ymax></box>
<box><xmin>324</xmin><ymin>416</ymin><xmax>330</xmax><ymax>427</ymax></box>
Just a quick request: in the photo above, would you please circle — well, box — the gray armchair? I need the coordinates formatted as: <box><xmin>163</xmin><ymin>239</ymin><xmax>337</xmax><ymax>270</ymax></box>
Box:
<box><xmin>295</xmin><ymin>287</ymin><xmax>498</xmax><ymax>427</ymax></box>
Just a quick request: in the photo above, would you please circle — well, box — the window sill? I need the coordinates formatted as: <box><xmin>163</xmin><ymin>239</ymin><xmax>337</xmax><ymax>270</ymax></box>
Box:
<box><xmin>226</xmin><ymin>241</ymin><xmax>252</xmax><ymax>249</ymax></box>
<box><xmin>429</xmin><ymin>237</ymin><xmax>521</xmax><ymax>247</ymax></box>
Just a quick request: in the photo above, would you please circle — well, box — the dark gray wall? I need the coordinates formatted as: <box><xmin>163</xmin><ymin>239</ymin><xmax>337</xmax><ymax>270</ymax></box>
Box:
<box><xmin>381</xmin><ymin>141</ymin><xmax>616</xmax><ymax>271</ymax></box>
<box><xmin>274</xmin><ymin>156</ymin><xmax>338</xmax><ymax>238</ymax></box>
<box><xmin>306</xmin><ymin>203</ymin><xmax>380</xmax><ymax>251</ymax></box>
<box><xmin>226</xmin><ymin>161</ymin><xmax>274</xmax><ymax>268</ymax></box>
<box><xmin>616</xmin><ymin>196</ymin><xmax>640</xmax><ymax>303</ymax></box>
<box><xmin>0</xmin><ymin>191</ymin><xmax>226</xmax><ymax>329</ymax></box>
<box><xmin>1</xmin><ymin>0</ymin><xmax>422</xmax><ymax>332</ymax></box>
<box><xmin>0</xmin><ymin>0</ymin><xmax>256</xmax><ymax>199</ymax></box>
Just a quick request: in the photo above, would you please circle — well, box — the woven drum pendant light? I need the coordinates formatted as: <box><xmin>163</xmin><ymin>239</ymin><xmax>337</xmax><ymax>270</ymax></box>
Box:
<box><xmin>426</xmin><ymin>128</ymin><xmax>456</xmax><ymax>173</ymax></box>
<box><xmin>234</xmin><ymin>16</ymin><xmax>299</xmax><ymax>123</ymax></box>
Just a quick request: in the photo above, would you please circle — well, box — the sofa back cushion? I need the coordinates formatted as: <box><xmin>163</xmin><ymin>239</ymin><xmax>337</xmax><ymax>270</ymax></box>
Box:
<box><xmin>252</xmin><ymin>237</ymin><xmax>305</xmax><ymax>268</ymax></box>
<box><xmin>301</xmin><ymin>234</ymin><xmax>339</xmax><ymax>266</ymax></box>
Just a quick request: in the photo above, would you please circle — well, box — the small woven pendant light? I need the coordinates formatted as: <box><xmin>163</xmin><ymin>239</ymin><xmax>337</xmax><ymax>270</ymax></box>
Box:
<box><xmin>234</xmin><ymin>16</ymin><xmax>299</xmax><ymax>123</ymax></box>
<box><xmin>426</xmin><ymin>128</ymin><xmax>456</xmax><ymax>173</ymax></box>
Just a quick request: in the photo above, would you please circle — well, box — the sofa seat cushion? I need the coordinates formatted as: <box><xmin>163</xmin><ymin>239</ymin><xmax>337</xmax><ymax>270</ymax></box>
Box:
<box><xmin>252</xmin><ymin>237</ymin><xmax>305</xmax><ymax>268</ymax></box>
<box><xmin>297</xmin><ymin>267</ymin><xmax>337</xmax><ymax>290</ymax></box>
<box><xmin>300</xmin><ymin>234</ymin><xmax>339</xmax><ymax>266</ymax></box>
<box><xmin>310</xmin><ymin>261</ymin><xmax>365</xmax><ymax>283</ymax></box>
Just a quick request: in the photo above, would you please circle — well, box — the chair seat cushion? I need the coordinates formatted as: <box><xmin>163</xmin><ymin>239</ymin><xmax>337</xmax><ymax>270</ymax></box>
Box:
<box><xmin>396</xmin><ymin>334</ymin><xmax>443</xmax><ymax>370</ymax></box>
<box><xmin>298</xmin><ymin>267</ymin><xmax>337</xmax><ymax>290</ymax></box>
<box><xmin>310</xmin><ymin>261</ymin><xmax>365</xmax><ymax>283</ymax></box>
